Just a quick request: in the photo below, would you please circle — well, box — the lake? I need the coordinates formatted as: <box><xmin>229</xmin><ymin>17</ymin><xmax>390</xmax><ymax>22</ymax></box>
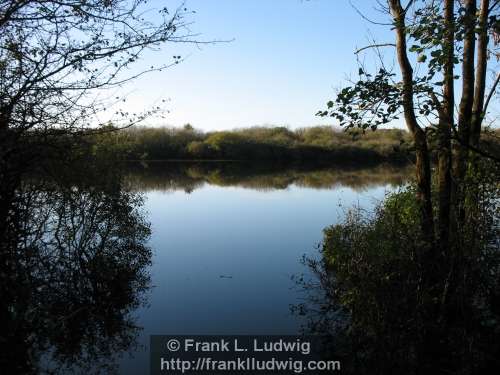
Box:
<box><xmin>1</xmin><ymin>161</ymin><xmax>411</xmax><ymax>374</ymax></box>
<box><xmin>117</xmin><ymin>162</ymin><xmax>410</xmax><ymax>374</ymax></box>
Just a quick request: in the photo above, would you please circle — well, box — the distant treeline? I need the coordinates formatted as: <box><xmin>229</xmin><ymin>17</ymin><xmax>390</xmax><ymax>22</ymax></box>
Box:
<box><xmin>90</xmin><ymin>125</ymin><xmax>415</xmax><ymax>163</ymax></box>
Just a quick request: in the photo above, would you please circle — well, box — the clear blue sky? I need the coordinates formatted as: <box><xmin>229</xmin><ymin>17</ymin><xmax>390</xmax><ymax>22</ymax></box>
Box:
<box><xmin>121</xmin><ymin>0</ymin><xmax>396</xmax><ymax>131</ymax></box>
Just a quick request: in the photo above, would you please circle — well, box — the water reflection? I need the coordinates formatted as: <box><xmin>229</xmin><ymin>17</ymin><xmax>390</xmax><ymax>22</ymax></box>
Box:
<box><xmin>0</xmin><ymin>162</ymin><xmax>152</xmax><ymax>374</ymax></box>
<box><xmin>0</xmin><ymin>160</ymin><xmax>413</xmax><ymax>374</ymax></box>
<box><xmin>124</xmin><ymin>161</ymin><xmax>411</xmax><ymax>192</ymax></box>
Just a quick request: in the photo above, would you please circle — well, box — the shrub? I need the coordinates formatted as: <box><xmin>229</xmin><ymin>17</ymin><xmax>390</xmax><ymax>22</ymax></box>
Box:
<box><xmin>88</xmin><ymin>125</ymin><xmax>500</xmax><ymax>163</ymax></box>
<box><xmin>296</xmin><ymin>170</ymin><xmax>500</xmax><ymax>374</ymax></box>
<box><xmin>186</xmin><ymin>141</ymin><xmax>214</xmax><ymax>159</ymax></box>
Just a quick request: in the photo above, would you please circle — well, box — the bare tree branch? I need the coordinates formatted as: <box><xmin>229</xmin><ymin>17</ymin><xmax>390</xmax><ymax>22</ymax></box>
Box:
<box><xmin>483</xmin><ymin>72</ymin><xmax>500</xmax><ymax>114</ymax></box>
<box><xmin>349</xmin><ymin>0</ymin><xmax>393</xmax><ymax>25</ymax></box>
<box><xmin>354</xmin><ymin>43</ymin><xmax>396</xmax><ymax>54</ymax></box>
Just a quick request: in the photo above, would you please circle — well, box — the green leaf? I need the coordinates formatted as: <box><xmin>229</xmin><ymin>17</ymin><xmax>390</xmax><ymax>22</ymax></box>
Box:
<box><xmin>417</xmin><ymin>54</ymin><xmax>427</xmax><ymax>63</ymax></box>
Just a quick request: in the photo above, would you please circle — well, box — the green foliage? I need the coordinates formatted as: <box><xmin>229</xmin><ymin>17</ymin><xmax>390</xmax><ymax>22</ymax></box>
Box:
<box><xmin>204</xmin><ymin>131</ymin><xmax>251</xmax><ymax>158</ymax></box>
<box><xmin>90</xmin><ymin>125</ymin><xmax>412</xmax><ymax>163</ymax></box>
<box><xmin>317</xmin><ymin>68</ymin><xmax>403</xmax><ymax>130</ymax></box>
<box><xmin>186</xmin><ymin>141</ymin><xmax>213</xmax><ymax>159</ymax></box>
<box><xmin>297</xmin><ymin>166</ymin><xmax>500</xmax><ymax>373</ymax></box>
<box><xmin>322</xmin><ymin>188</ymin><xmax>424</xmax><ymax>312</ymax></box>
<box><xmin>317</xmin><ymin>1</ymin><xmax>494</xmax><ymax>133</ymax></box>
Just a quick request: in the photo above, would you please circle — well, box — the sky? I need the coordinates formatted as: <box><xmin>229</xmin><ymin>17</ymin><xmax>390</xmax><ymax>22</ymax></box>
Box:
<box><xmin>115</xmin><ymin>0</ymin><xmax>397</xmax><ymax>131</ymax></box>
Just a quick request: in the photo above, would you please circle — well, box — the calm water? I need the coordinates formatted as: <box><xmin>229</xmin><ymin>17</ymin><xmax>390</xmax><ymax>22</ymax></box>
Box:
<box><xmin>1</xmin><ymin>161</ymin><xmax>410</xmax><ymax>374</ymax></box>
<box><xmin>4</xmin><ymin>161</ymin><xmax>499</xmax><ymax>374</ymax></box>
<box><xmin>117</xmin><ymin>162</ymin><xmax>409</xmax><ymax>374</ymax></box>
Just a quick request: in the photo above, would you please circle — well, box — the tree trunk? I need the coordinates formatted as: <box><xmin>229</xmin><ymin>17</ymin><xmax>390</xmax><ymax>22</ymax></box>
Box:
<box><xmin>437</xmin><ymin>0</ymin><xmax>455</xmax><ymax>253</ymax></box>
<box><xmin>389</xmin><ymin>0</ymin><xmax>435</xmax><ymax>246</ymax></box>
<box><xmin>470</xmin><ymin>0</ymin><xmax>489</xmax><ymax>148</ymax></box>
<box><xmin>464</xmin><ymin>0</ymin><xmax>490</xmax><ymax>250</ymax></box>
<box><xmin>452</xmin><ymin>0</ymin><xmax>476</xmax><ymax>233</ymax></box>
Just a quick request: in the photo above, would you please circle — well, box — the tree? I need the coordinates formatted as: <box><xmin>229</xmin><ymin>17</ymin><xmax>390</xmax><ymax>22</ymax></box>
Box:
<box><xmin>0</xmin><ymin>0</ymin><xmax>202</xmax><ymax>244</ymax></box>
<box><xmin>0</xmin><ymin>0</ymin><xmax>200</xmax><ymax>165</ymax></box>
<box><xmin>319</xmin><ymin>0</ymin><xmax>499</xmax><ymax>252</ymax></box>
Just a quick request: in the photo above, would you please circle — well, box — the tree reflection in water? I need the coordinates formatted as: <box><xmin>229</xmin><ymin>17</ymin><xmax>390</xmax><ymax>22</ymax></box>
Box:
<box><xmin>124</xmin><ymin>161</ymin><xmax>411</xmax><ymax>192</ymax></box>
<box><xmin>0</xmin><ymin>163</ymin><xmax>152</xmax><ymax>374</ymax></box>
